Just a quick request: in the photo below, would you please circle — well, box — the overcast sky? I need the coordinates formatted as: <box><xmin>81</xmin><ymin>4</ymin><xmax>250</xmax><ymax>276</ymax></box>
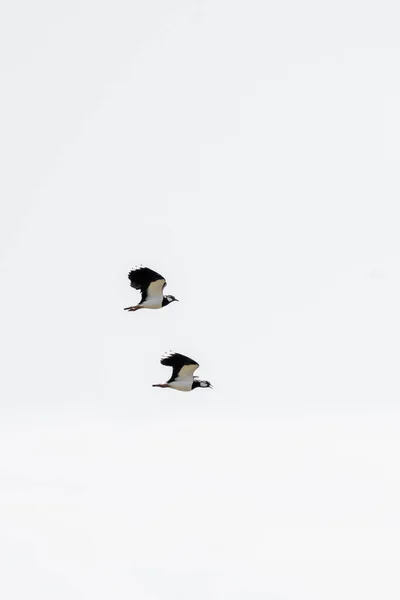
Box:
<box><xmin>1</xmin><ymin>1</ymin><xmax>400</xmax><ymax>598</ymax></box>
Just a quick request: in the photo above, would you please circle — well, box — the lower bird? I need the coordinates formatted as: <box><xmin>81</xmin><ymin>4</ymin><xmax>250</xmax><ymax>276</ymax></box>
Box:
<box><xmin>152</xmin><ymin>353</ymin><xmax>213</xmax><ymax>392</ymax></box>
<box><xmin>124</xmin><ymin>266</ymin><xmax>178</xmax><ymax>311</ymax></box>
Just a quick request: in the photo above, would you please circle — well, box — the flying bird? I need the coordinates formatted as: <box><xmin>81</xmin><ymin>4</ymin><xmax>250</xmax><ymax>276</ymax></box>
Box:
<box><xmin>152</xmin><ymin>352</ymin><xmax>213</xmax><ymax>392</ymax></box>
<box><xmin>124</xmin><ymin>267</ymin><xmax>178</xmax><ymax>312</ymax></box>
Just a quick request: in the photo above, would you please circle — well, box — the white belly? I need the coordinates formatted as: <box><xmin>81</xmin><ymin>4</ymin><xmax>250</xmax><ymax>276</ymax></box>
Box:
<box><xmin>141</xmin><ymin>296</ymin><xmax>163</xmax><ymax>309</ymax></box>
<box><xmin>168</xmin><ymin>380</ymin><xmax>192</xmax><ymax>392</ymax></box>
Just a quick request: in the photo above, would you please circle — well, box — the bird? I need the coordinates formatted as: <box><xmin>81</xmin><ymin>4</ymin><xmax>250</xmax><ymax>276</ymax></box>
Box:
<box><xmin>124</xmin><ymin>266</ymin><xmax>178</xmax><ymax>312</ymax></box>
<box><xmin>152</xmin><ymin>352</ymin><xmax>213</xmax><ymax>392</ymax></box>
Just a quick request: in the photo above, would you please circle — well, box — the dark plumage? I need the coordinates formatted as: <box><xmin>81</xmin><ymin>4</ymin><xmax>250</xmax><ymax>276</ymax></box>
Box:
<box><xmin>128</xmin><ymin>267</ymin><xmax>166</xmax><ymax>304</ymax></box>
<box><xmin>124</xmin><ymin>266</ymin><xmax>178</xmax><ymax>311</ymax></box>
<box><xmin>161</xmin><ymin>353</ymin><xmax>199</xmax><ymax>383</ymax></box>
<box><xmin>152</xmin><ymin>352</ymin><xmax>213</xmax><ymax>392</ymax></box>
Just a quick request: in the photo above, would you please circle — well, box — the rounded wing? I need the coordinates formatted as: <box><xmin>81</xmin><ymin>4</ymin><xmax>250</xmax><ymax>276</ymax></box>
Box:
<box><xmin>128</xmin><ymin>267</ymin><xmax>167</xmax><ymax>303</ymax></box>
<box><xmin>161</xmin><ymin>353</ymin><xmax>199</xmax><ymax>383</ymax></box>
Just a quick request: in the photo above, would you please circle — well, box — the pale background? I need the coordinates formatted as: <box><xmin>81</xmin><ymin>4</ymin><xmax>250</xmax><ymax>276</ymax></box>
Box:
<box><xmin>1</xmin><ymin>1</ymin><xmax>400</xmax><ymax>598</ymax></box>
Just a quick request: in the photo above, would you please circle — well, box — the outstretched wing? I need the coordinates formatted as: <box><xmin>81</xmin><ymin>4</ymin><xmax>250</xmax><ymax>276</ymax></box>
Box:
<box><xmin>128</xmin><ymin>267</ymin><xmax>166</xmax><ymax>303</ymax></box>
<box><xmin>161</xmin><ymin>353</ymin><xmax>199</xmax><ymax>383</ymax></box>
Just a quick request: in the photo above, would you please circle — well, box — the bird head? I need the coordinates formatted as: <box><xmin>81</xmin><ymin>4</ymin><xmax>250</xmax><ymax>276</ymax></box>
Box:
<box><xmin>165</xmin><ymin>295</ymin><xmax>179</xmax><ymax>304</ymax></box>
<box><xmin>199</xmin><ymin>380</ymin><xmax>213</xmax><ymax>389</ymax></box>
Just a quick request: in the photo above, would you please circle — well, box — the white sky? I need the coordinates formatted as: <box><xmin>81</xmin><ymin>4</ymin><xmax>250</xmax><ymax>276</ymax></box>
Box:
<box><xmin>1</xmin><ymin>1</ymin><xmax>400</xmax><ymax>598</ymax></box>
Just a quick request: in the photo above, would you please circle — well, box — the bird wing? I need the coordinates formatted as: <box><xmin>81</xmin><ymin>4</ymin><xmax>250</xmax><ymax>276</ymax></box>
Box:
<box><xmin>173</xmin><ymin>363</ymin><xmax>199</xmax><ymax>383</ymax></box>
<box><xmin>161</xmin><ymin>353</ymin><xmax>199</xmax><ymax>383</ymax></box>
<box><xmin>128</xmin><ymin>267</ymin><xmax>166</xmax><ymax>302</ymax></box>
<box><xmin>146</xmin><ymin>278</ymin><xmax>167</xmax><ymax>300</ymax></box>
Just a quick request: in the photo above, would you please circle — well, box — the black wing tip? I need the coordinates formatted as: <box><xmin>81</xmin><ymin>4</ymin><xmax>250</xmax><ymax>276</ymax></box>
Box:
<box><xmin>128</xmin><ymin>265</ymin><xmax>144</xmax><ymax>277</ymax></box>
<box><xmin>160</xmin><ymin>353</ymin><xmax>173</xmax><ymax>366</ymax></box>
<box><xmin>160</xmin><ymin>352</ymin><xmax>199</xmax><ymax>367</ymax></box>
<box><xmin>128</xmin><ymin>266</ymin><xmax>165</xmax><ymax>282</ymax></box>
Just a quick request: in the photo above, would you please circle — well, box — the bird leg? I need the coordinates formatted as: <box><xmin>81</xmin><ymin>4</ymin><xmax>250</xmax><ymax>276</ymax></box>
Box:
<box><xmin>152</xmin><ymin>383</ymin><xmax>169</xmax><ymax>388</ymax></box>
<box><xmin>123</xmin><ymin>306</ymin><xmax>140</xmax><ymax>311</ymax></box>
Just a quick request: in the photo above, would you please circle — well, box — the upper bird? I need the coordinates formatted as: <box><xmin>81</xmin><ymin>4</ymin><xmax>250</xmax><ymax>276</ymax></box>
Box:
<box><xmin>153</xmin><ymin>352</ymin><xmax>213</xmax><ymax>392</ymax></box>
<box><xmin>124</xmin><ymin>266</ymin><xmax>178</xmax><ymax>312</ymax></box>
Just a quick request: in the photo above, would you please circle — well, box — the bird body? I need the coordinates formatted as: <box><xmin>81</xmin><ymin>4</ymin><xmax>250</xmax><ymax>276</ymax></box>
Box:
<box><xmin>124</xmin><ymin>267</ymin><xmax>178</xmax><ymax>311</ymax></box>
<box><xmin>153</xmin><ymin>353</ymin><xmax>213</xmax><ymax>392</ymax></box>
<box><xmin>166</xmin><ymin>379</ymin><xmax>194</xmax><ymax>392</ymax></box>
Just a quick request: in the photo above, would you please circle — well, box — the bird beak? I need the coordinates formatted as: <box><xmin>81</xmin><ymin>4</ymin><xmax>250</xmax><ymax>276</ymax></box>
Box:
<box><xmin>209</xmin><ymin>384</ymin><xmax>213</xmax><ymax>389</ymax></box>
<box><xmin>175</xmin><ymin>298</ymin><xmax>179</xmax><ymax>302</ymax></box>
